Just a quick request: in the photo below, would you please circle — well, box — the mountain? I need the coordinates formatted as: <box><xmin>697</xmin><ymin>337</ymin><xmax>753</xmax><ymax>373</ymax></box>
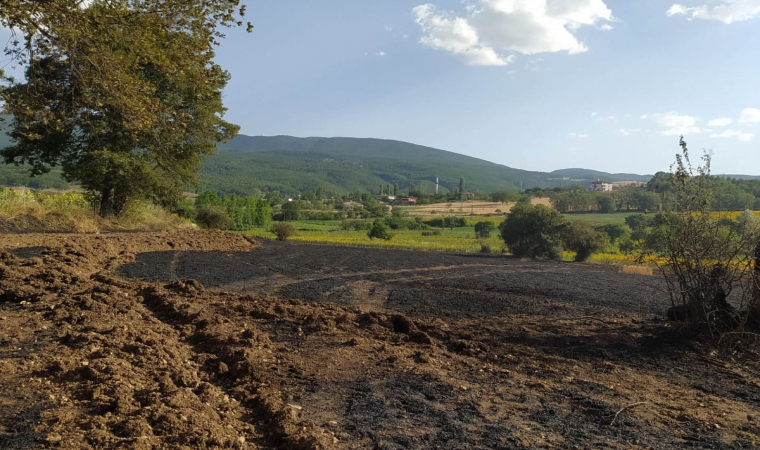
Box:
<box><xmin>548</xmin><ymin>168</ymin><xmax>653</xmax><ymax>183</ymax></box>
<box><xmin>202</xmin><ymin>135</ymin><xmax>647</xmax><ymax>196</ymax></box>
<box><xmin>6</xmin><ymin>131</ymin><xmax>752</xmax><ymax>196</ymax></box>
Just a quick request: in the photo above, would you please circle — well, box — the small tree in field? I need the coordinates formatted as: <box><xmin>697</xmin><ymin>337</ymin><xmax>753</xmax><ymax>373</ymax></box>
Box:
<box><xmin>499</xmin><ymin>203</ymin><xmax>569</xmax><ymax>259</ymax></box>
<box><xmin>270</xmin><ymin>222</ymin><xmax>296</xmax><ymax>241</ymax></box>
<box><xmin>474</xmin><ymin>221</ymin><xmax>495</xmax><ymax>239</ymax></box>
<box><xmin>564</xmin><ymin>222</ymin><xmax>608</xmax><ymax>262</ymax></box>
<box><xmin>641</xmin><ymin>137</ymin><xmax>760</xmax><ymax>340</ymax></box>
<box><xmin>368</xmin><ymin>220</ymin><xmax>393</xmax><ymax>241</ymax></box>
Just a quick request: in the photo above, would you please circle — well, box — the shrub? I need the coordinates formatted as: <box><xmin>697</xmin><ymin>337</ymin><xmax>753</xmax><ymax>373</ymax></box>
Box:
<box><xmin>474</xmin><ymin>221</ymin><xmax>495</xmax><ymax>239</ymax></box>
<box><xmin>172</xmin><ymin>199</ymin><xmax>196</xmax><ymax>219</ymax></box>
<box><xmin>499</xmin><ymin>203</ymin><xmax>569</xmax><ymax>259</ymax></box>
<box><xmin>195</xmin><ymin>205</ymin><xmax>232</xmax><ymax>230</ymax></box>
<box><xmin>564</xmin><ymin>222</ymin><xmax>608</xmax><ymax>262</ymax></box>
<box><xmin>479</xmin><ymin>242</ymin><xmax>491</xmax><ymax>254</ymax></box>
<box><xmin>421</xmin><ymin>230</ymin><xmax>440</xmax><ymax>237</ymax></box>
<box><xmin>640</xmin><ymin>138</ymin><xmax>760</xmax><ymax>338</ymax></box>
<box><xmin>367</xmin><ymin>220</ymin><xmax>393</xmax><ymax>241</ymax></box>
<box><xmin>270</xmin><ymin>222</ymin><xmax>296</xmax><ymax>241</ymax></box>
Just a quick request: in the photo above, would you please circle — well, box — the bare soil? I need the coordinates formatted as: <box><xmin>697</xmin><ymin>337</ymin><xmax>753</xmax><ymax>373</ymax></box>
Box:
<box><xmin>1</xmin><ymin>232</ymin><xmax>759</xmax><ymax>450</ymax></box>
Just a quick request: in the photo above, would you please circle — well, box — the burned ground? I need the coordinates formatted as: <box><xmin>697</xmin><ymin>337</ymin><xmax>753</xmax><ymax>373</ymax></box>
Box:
<box><xmin>1</xmin><ymin>233</ymin><xmax>758</xmax><ymax>449</ymax></box>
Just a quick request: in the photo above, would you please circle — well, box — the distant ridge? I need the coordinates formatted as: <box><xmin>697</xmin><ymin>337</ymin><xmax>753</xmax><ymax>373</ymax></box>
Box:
<box><xmin>1</xmin><ymin>131</ymin><xmax>758</xmax><ymax>194</ymax></box>
<box><xmin>548</xmin><ymin>168</ymin><xmax>652</xmax><ymax>183</ymax></box>
<box><xmin>202</xmin><ymin>135</ymin><xmax>652</xmax><ymax>195</ymax></box>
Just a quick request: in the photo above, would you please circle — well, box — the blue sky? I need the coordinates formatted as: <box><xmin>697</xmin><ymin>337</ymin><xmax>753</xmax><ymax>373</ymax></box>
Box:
<box><xmin>4</xmin><ymin>1</ymin><xmax>760</xmax><ymax>175</ymax></box>
<box><xmin>208</xmin><ymin>0</ymin><xmax>760</xmax><ymax>175</ymax></box>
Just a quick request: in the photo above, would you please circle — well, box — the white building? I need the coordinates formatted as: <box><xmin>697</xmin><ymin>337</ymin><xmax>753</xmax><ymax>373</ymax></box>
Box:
<box><xmin>590</xmin><ymin>180</ymin><xmax>613</xmax><ymax>192</ymax></box>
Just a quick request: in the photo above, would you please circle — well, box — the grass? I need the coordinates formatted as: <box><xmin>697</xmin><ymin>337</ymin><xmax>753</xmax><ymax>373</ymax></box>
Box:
<box><xmin>242</xmin><ymin>220</ymin><xmax>506</xmax><ymax>253</ymax></box>
<box><xmin>0</xmin><ymin>188</ymin><xmax>193</xmax><ymax>232</ymax></box>
<box><xmin>563</xmin><ymin>213</ymin><xmax>630</xmax><ymax>226</ymax></box>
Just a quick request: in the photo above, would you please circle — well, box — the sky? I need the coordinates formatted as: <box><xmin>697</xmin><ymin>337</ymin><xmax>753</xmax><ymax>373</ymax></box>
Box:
<box><xmin>4</xmin><ymin>1</ymin><xmax>760</xmax><ymax>175</ymax></box>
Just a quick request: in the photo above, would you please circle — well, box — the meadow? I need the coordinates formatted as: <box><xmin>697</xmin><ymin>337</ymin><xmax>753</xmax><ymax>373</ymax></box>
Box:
<box><xmin>241</xmin><ymin>215</ymin><xmax>646</xmax><ymax>265</ymax></box>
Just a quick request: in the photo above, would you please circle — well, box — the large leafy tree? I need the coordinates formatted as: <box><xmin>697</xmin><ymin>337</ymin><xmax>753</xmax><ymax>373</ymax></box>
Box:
<box><xmin>1</xmin><ymin>0</ymin><xmax>251</xmax><ymax>216</ymax></box>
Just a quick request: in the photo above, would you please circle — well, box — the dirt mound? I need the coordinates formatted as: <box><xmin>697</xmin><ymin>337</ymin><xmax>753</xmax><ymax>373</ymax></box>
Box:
<box><xmin>1</xmin><ymin>232</ymin><xmax>759</xmax><ymax>449</ymax></box>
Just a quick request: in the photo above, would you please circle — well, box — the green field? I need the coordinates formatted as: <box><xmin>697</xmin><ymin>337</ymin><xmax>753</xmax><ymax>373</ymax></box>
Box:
<box><xmin>242</xmin><ymin>220</ymin><xmax>505</xmax><ymax>254</ymax></box>
<box><xmin>562</xmin><ymin>213</ymin><xmax>630</xmax><ymax>226</ymax></box>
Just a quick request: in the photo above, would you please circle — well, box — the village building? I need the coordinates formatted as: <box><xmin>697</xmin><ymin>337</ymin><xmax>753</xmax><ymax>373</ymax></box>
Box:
<box><xmin>590</xmin><ymin>180</ymin><xmax>613</xmax><ymax>192</ymax></box>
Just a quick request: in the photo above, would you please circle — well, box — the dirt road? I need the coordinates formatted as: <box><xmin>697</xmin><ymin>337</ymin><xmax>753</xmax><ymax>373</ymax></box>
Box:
<box><xmin>1</xmin><ymin>232</ymin><xmax>758</xmax><ymax>449</ymax></box>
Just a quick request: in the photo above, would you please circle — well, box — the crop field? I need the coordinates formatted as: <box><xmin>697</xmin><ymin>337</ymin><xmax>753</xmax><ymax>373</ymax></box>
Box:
<box><xmin>398</xmin><ymin>198</ymin><xmax>552</xmax><ymax>216</ymax></box>
<box><xmin>1</xmin><ymin>231</ymin><xmax>758</xmax><ymax>449</ymax></box>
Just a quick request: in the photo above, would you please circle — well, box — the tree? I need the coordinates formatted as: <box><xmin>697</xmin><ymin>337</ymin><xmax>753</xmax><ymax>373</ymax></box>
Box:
<box><xmin>459</xmin><ymin>178</ymin><xmax>465</xmax><ymax>200</ymax></box>
<box><xmin>474</xmin><ymin>221</ymin><xmax>495</xmax><ymax>239</ymax></box>
<box><xmin>564</xmin><ymin>222</ymin><xmax>607</xmax><ymax>262</ymax></box>
<box><xmin>1</xmin><ymin>0</ymin><xmax>251</xmax><ymax>216</ymax></box>
<box><xmin>499</xmin><ymin>203</ymin><xmax>569</xmax><ymax>260</ymax></box>
<box><xmin>367</xmin><ymin>220</ymin><xmax>393</xmax><ymax>240</ymax></box>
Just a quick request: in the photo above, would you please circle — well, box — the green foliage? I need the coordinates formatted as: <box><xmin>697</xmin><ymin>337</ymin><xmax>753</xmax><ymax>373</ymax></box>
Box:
<box><xmin>367</xmin><ymin>220</ymin><xmax>393</xmax><ymax>241</ymax></box>
<box><xmin>270</xmin><ymin>222</ymin><xmax>296</xmax><ymax>241</ymax></box>
<box><xmin>281</xmin><ymin>201</ymin><xmax>302</xmax><ymax>221</ymax></box>
<box><xmin>196</xmin><ymin>191</ymin><xmax>272</xmax><ymax>230</ymax></box>
<box><xmin>1</xmin><ymin>0</ymin><xmax>249</xmax><ymax>216</ymax></box>
<box><xmin>564</xmin><ymin>222</ymin><xmax>608</xmax><ymax>262</ymax></box>
<box><xmin>474</xmin><ymin>221</ymin><xmax>495</xmax><ymax>239</ymax></box>
<box><xmin>172</xmin><ymin>199</ymin><xmax>197</xmax><ymax>220</ymax></box>
<box><xmin>499</xmin><ymin>203</ymin><xmax>569</xmax><ymax>260</ymax></box>
<box><xmin>195</xmin><ymin>205</ymin><xmax>232</xmax><ymax>230</ymax></box>
<box><xmin>595</xmin><ymin>224</ymin><xmax>630</xmax><ymax>244</ymax></box>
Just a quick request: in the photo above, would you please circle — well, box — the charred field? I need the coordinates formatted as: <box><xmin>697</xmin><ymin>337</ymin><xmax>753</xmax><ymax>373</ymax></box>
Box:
<box><xmin>1</xmin><ymin>232</ymin><xmax>758</xmax><ymax>449</ymax></box>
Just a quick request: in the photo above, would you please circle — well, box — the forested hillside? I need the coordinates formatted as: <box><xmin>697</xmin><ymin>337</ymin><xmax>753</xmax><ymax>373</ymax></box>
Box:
<box><xmin>201</xmin><ymin>135</ymin><xmax>643</xmax><ymax>196</ymax></box>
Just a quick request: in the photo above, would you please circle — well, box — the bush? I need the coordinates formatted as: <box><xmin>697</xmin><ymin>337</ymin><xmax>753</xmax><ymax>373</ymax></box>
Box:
<box><xmin>270</xmin><ymin>222</ymin><xmax>296</xmax><ymax>241</ymax></box>
<box><xmin>499</xmin><ymin>203</ymin><xmax>569</xmax><ymax>259</ymax></box>
<box><xmin>474</xmin><ymin>221</ymin><xmax>495</xmax><ymax>239</ymax></box>
<box><xmin>195</xmin><ymin>205</ymin><xmax>232</xmax><ymax>230</ymax></box>
<box><xmin>421</xmin><ymin>230</ymin><xmax>440</xmax><ymax>237</ymax></box>
<box><xmin>367</xmin><ymin>220</ymin><xmax>393</xmax><ymax>241</ymax></box>
<box><xmin>341</xmin><ymin>220</ymin><xmax>370</xmax><ymax>231</ymax></box>
<box><xmin>172</xmin><ymin>199</ymin><xmax>196</xmax><ymax>219</ymax></box>
<box><xmin>640</xmin><ymin>138</ymin><xmax>760</xmax><ymax>338</ymax></box>
<box><xmin>479</xmin><ymin>242</ymin><xmax>491</xmax><ymax>254</ymax></box>
<box><xmin>564</xmin><ymin>222</ymin><xmax>608</xmax><ymax>262</ymax></box>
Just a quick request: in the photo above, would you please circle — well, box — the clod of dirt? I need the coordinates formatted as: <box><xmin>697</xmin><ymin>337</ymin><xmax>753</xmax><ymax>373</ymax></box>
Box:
<box><xmin>390</xmin><ymin>314</ymin><xmax>415</xmax><ymax>334</ymax></box>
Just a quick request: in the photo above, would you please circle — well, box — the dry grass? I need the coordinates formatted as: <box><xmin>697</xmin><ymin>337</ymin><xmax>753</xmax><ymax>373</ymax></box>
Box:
<box><xmin>0</xmin><ymin>188</ymin><xmax>192</xmax><ymax>232</ymax></box>
<box><xmin>401</xmin><ymin>197</ymin><xmax>552</xmax><ymax>216</ymax></box>
<box><xmin>619</xmin><ymin>265</ymin><xmax>654</xmax><ymax>276</ymax></box>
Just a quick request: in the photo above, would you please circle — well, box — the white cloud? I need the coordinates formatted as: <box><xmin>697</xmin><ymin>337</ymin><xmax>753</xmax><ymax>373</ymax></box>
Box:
<box><xmin>652</xmin><ymin>112</ymin><xmax>701</xmax><ymax>136</ymax></box>
<box><xmin>708</xmin><ymin>117</ymin><xmax>733</xmax><ymax>126</ymax></box>
<box><xmin>412</xmin><ymin>1</ymin><xmax>613</xmax><ymax>66</ymax></box>
<box><xmin>595</xmin><ymin>114</ymin><xmax>617</xmax><ymax>122</ymax></box>
<box><xmin>619</xmin><ymin>128</ymin><xmax>643</xmax><ymax>136</ymax></box>
<box><xmin>568</xmin><ymin>132</ymin><xmax>588</xmax><ymax>138</ymax></box>
<box><xmin>710</xmin><ymin>129</ymin><xmax>755</xmax><ymax>141</ymax></box>
<box><xmin>739</xmin><ymin>107</ymin><xmax>760</xmax><ymax>123</ymax></box>
<box><xmin>598</xmin><ymin>23</ymin><xmax>614</xmax><ymax>31</ymax></box>
<box><xmin>667</xmin><ymin>1</ymin><xmax>760</xmax><ymax>24</ymax></box>
<box><xmin>375</xmin><ymin>51</ymin><xmax>386</xmax><ymax>56</ymax></box>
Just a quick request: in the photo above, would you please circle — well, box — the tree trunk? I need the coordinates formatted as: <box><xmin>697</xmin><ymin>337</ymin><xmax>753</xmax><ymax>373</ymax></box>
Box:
<box><xmin>99</xmin><ymin>188</ymin><xmax>115</xmax><ymax>218</ymax></box>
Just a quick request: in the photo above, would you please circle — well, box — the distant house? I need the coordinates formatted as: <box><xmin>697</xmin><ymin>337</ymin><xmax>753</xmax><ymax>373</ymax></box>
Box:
<box><xmin>374</xmin><ymin>195</ymin><xmax>396</xmax><ymax>202</ymax></box>
<box><xmin>463</xmin><ymin>192</ymin><xmax>476</xmax><ymax>199</ymax></box>
<box><xmin>590</xmin><ymin>180</ymin><xmax>613</xmax><ymax>192</ymax></box>
<box><xmin>395</xmin><ymin>196</ymin><xmax>417</xmax><ymax>206</ymax></box>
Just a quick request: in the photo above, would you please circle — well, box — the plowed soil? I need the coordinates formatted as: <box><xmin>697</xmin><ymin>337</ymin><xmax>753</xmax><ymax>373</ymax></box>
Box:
<box><xmin>1</xmin><ymin>232</ymin><xmax>759</xmax><ymax>450</ymax></box>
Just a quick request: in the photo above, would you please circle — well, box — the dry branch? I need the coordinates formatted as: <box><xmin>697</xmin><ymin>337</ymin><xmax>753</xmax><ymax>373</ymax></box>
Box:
<box><xmin>610</xmin><ymin>401</ymin><xmax>648</xmax><ymax>426</ymax></box>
